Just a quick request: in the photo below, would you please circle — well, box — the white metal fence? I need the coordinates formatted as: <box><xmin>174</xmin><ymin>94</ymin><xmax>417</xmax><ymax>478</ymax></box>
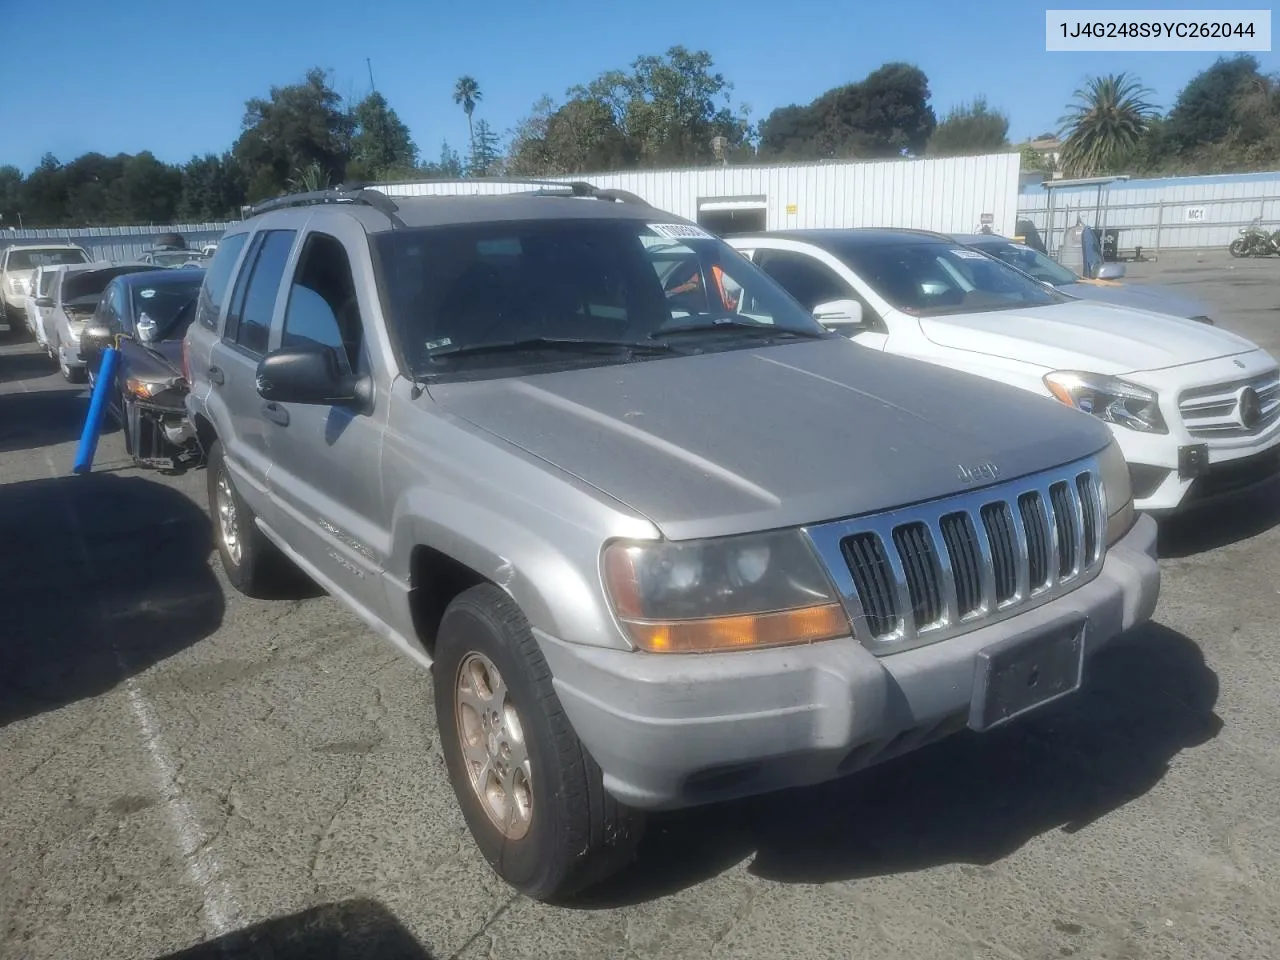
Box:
<box><xmin>1018</xmin><ymin>172</ymin><xmax>1280</xmax><ymax>255</ymax></box>
<box><xmin>378</xmin><ymin>153</ymin><xmax>1025</xmax><ymax>238</ymax></box>
<box><xmin>0</xmin><ymin>223</ymin><xmax>234</xmax><ymax>263</ymax></box>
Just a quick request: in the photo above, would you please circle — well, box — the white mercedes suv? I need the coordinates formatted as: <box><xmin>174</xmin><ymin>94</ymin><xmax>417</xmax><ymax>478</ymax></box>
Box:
<box><xmin>726</xmin><ymin>229</ymin><xmax>1279</xmax><ymax>514</ymax></box>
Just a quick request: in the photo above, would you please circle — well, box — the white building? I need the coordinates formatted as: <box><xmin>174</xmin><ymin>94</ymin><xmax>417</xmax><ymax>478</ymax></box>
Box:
<box><xmin>376</xmin><ymin>152</ymin><xmax>1024</xmax><ymax>238</ymax></box>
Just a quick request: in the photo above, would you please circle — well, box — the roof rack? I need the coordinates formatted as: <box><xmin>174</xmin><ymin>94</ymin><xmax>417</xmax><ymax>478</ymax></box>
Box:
<box><xmin>247</xmin><ymin>184</ymin><xmax>405</xmax><ymax>225</ymax></box>
<box><xmin>376</xmin><ymin>176</ymin><xmax>653</xmax><ymax>207</ymax></box>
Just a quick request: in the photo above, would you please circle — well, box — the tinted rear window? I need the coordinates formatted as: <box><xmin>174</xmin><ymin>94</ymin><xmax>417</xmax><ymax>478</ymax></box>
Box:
<box><xmin>5</xmin><ymin>248</ymin><xmax>90</xmax><ymax>271</ymax></box>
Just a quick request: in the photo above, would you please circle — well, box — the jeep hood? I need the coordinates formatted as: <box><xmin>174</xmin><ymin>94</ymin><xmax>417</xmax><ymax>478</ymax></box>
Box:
<box><xmin>428</xmin><ymin>339</ymin><xmax>1112</xmax><ymax>540</ymax></box>
<box><xmin>920</xmin><ymin>300</ymin><xmax>1257</xmax><ymax>376</ymax></box>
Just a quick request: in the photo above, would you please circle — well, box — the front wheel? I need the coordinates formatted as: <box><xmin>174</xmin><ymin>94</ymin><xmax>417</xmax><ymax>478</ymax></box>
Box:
<box><xmin>57</xmin><ymin>338</ymin><xmax>87</xmax><ymax>383</ymax></box>
<box><xmin>205</xmin><ymin>438</ymin><xmax>286</xmax><ymax>597</ymax></box>
<box><xmin>433</xmin><ymin>584</ymin><xmax>644</xmax><ymax>902</ymax></box>
<box><xmin>1229</xmin><ymin>238</ymin><xmax>1246</xmax><ymax>258</ymax></box>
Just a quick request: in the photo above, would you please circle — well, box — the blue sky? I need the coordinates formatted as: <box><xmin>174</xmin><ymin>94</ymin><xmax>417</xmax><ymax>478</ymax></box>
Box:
<box><xmin>1</xmin><ymin>0</ymin><xmax>1274</xmax><ymax>173</ymax></box>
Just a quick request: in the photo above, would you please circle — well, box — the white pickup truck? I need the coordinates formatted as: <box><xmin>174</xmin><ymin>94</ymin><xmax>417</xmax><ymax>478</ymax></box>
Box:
<box><xmin>727</xmin><ymin>229</ymin><xmax>1280</xmax><ymax>515</ymax></box>
<box><xmin>0</xmin><ymin>243</ymin><xmax>91</xmax><ymax>335</ymax></box>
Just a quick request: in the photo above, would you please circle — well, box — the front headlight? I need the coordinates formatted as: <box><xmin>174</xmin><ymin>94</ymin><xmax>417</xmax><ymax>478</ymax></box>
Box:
<box><xmin>1097</xmin><ymin>439</ymin><xmax>1135</xmax><ymax>545</ymax></box>
<box><xmin>1044</xmin><ymin>371</ymin><xmax>1167</xmax><ymax>434</ymax></box>
<box><xmin>602</xmin><ymin>530</ymin><xmax>847</xmax><ymax>653</ymax></box>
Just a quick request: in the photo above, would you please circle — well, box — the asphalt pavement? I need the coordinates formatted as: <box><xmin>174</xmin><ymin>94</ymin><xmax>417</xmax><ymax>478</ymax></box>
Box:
<box><xmin>2</xmin><ymin>251</ymin><xmax>1279</xmax><ymax>960</ymax></box>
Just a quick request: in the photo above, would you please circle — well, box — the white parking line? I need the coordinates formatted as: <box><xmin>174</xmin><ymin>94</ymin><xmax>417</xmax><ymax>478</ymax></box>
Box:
<box><xmin>42</xmin><ymin>443</ymin><xmax>242</xmax><ymax>940</ymax></box>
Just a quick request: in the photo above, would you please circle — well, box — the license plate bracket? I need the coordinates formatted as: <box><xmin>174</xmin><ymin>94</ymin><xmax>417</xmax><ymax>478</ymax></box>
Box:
<box><xmin>968</xmin><ymin>616</ymin><xmax>1086</xmax><ymax>732</ymax></box>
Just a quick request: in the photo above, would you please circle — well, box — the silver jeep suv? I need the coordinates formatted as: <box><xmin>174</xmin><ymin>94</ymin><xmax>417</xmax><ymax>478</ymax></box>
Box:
<box><xmin>183</xmin><ymin>183</ymin><xmax>1160</xmax><ymax>901</ymax></box>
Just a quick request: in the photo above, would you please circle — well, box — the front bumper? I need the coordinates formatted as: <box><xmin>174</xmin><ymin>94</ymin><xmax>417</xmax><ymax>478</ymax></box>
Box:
<box><xmin>538</xmin><ymin>514</ymin><xmax>1160</xmax><ymax>812</ymax></box>
<box><xmin>1118</xmin><ymin>424</ymin><xmax>1280</xmax><ymax>513</ymax></box>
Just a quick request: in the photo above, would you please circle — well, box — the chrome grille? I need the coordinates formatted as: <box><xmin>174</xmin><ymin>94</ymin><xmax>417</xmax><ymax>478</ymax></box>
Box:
<box><xmin>804</xmin><ymin>457</ymin><xmax>1106</xmax><ymax>654</ymax></box>
<box><xmin>1178</xmin><ymin>369</ymin><xmax>1280</xmax><ymax>438</ymax></box>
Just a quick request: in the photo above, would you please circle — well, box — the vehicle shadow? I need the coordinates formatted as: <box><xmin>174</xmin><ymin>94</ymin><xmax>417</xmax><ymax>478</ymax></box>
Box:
<box><xmin>0</xmin><ymin>387</ymin><xmax>119</xmax><ymax>455</ymax></box>
<box><xmin>0</xmin><ymin>347</ymin><xmax>55</xmax><ymax>385</ymax></box>
<box><xmin>151</xmin><ymin>899</ymin><xmax>435</xmax><ymax>960</ymax></box>
<box><xmin>1156</xmin><ymin>477</ymin><xmax>1280</xmax><ymax>558</ymax></box>
<box><xmin>0</xmin><ymin>471</ymin><xmax>224</xmax><ymax>727</ymax></box>
<box><xmin>577</xmin><ymin>623</ymin><xmax>1219</xmax><ymax>907</ymax></box>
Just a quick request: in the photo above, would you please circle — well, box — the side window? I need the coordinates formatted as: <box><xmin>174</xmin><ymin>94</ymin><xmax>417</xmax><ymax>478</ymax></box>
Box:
<box><xmin>755</xmin><ymin>249</ymin><xmax>882</xmax><ymax>329</ymax></box>
<box><xmin>227</xmin><ymin>230</ymin><xmax>296</xmax><ymax>357</ymax></box>
<box><xmin>755</xmin><ymin>250</ymin><xmax>852</xmax><ymax>310</ymax></box>
<box><xmin>110</xmin><ymin>283</ymin><xmax>129</xmax><ymax>331</ymax></box>
<box><xmin>281</xmin><ymin>233</ymin><xmax>364</xmax><ymax>373</ymax></box>
<box><xmin>195</xmin><ymin>231</ymin><xmax>250</xmax><ymax>330</ymax></box>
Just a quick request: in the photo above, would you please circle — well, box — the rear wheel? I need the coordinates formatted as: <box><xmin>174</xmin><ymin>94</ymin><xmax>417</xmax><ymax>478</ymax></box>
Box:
<box><xmin>206</xmin><ymin>438</ymin><xmax>286</xmax><ymax>597</ymax></box>
<box><xmin>433</xmin><ymin>584</ymin><xmax>644</xmax><ymax>902</ymax></box>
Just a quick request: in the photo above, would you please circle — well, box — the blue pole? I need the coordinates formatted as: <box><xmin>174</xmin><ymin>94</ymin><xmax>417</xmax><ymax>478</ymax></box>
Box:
<box><xmin>73</xmin><ymin>346</ymin><xmax>118</xmax><ymax>475</ymax></box>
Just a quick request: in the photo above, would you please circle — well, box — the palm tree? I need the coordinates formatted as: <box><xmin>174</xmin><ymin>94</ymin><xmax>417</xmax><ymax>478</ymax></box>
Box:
<box><xmin>453</xmin><ymin>76</ymin><xmax>482</xmax><ymax>156</ymax></box>
<box><xmin>1057</xmin><ymin>73</ymin><xmax>1159</xmax><ymax>177</ymax></box>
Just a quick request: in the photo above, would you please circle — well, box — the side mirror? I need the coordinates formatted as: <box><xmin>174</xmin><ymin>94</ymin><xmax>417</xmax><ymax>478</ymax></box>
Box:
<box><xmin>255</xmin><ymin>346</ymin><xmax>370</xmax><ymax>409</ymax></box>
<box><xmin>79</xmin><ymin>323</ymin><xmax>114</xmax><ymax>361</ymax></box>
<box><xmin>136</xmin><ymin>315</ymin><xmax>158</xmax><ymax>342</ymax></box>
<box><xmin>812</xmin><ymin>298</ymin><xmax>864</xmax><ymax>333</ymax></box>
<box><xmin>1095</xmin><ymin>262</ymin><xmax>1126</xmax><ymax>280</ymax></box>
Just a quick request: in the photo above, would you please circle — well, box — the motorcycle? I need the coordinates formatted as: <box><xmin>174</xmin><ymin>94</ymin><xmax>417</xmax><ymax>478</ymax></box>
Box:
<box><xmin>1228</xmin><ymin>217</ymin><xmax>1279</xmax><ymax>258</ymax></box>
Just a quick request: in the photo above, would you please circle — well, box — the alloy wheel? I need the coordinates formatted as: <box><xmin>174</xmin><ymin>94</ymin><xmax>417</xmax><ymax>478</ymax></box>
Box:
<box><xmin>454</xmin><ymin>651</ymin><xmax>533</xmax><ymax>840</ymax></box>
<box><xmin>214</xmin><ymin>470</ymin><xmax>242</xmax><ymax>566</ymax></box>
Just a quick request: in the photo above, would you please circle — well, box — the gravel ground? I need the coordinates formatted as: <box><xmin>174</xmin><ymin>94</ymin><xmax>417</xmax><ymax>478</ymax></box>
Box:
<box><xmin>1</xmin><ymin>251</ymin><xmax>1278</xmax><ymax>960</ymax></box>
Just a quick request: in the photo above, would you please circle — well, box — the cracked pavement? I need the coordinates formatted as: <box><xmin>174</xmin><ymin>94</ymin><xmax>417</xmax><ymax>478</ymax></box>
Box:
<box><xmin>2</xmin><ymin>251</ymin><xmax>1279</xmax><ymax>959</ymax></box>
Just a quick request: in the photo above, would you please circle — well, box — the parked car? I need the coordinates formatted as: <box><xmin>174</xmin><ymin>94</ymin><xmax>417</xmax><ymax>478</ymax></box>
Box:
<box><xmin>21</xmin><ymin>265</ymin><xmax>64</xmax><ymax>352</ymax></box>
<box><xmin>0</xmin><ymin>243</ymin><xmax>91</xmax><ymax>334</ymax></box>
<box><xmin>951</xmin><ymin>233</ymin><xmax>1216</xmax><ymax>324</ymax></box>
<box><xmin>185</xmin><ymin>185</ymin><xmax>1158</xmax><ymax>901</ymax></box>
<box><xmin>42</xmin><ymin>261</ymin><xmax>156</xmax><ymax>382</ymax></box>
<box><xmin>727</xmin><ymin>229</ymin><xmax>1280</xmax><ymax>515</ymax></box>
<box><xmin>79</xmin><ymin>269</ymin><xmax>204</xmax><ymax>469</ymax></box>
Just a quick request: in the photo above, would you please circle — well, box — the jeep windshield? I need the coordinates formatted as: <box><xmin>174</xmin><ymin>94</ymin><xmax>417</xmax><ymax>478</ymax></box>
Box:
<box><xmin>830</xmin><ymin>238</ymin><xmax>1071</xmax><ymax>317</ymax></box>
<box><xmin>371</xmin><ymin>219</ymin><xmax>829</xmax><ymax>379</ymax></box>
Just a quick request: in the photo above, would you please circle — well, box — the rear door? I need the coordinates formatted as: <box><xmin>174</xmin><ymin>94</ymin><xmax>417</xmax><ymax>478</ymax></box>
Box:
<box><xmin>205</xmin><ymin>228</ymin><xmax>297</xmax><ymax>520</ymax></box>
<box><xmin>260</xmin><ymin>223</ymin><xmax>391</xmax><ymax>620</ymax></box>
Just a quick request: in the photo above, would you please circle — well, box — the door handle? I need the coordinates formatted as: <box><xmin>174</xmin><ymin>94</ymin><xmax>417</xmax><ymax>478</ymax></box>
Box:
<box><xmin>207</xmin><ymin>365</ymin><xmax>225</xmax><ymax>385</ymax></box>
<box><xmin>261</xmin><ymin>401</ymin><xmax>290</xmax><ymax>426</ymax></box>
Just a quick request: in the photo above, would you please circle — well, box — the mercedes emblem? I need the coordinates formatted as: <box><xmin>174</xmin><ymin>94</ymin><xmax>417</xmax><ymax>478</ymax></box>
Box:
<box><xmin>1238</xmin><ymin>386</ymin><xmax>1262</xmax><ymax>429</ymax></box>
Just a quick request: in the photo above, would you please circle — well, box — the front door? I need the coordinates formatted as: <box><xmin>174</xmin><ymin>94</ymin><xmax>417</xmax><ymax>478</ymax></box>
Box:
<box><xmin>209</xmin><ymin>227</ymin><xmax>298</xmax><ymax>520</ymax></box>
<box><xmin>260</xmin><ymin>227</ymin><xmax>391</xmax><ymax>622</ymax></box>
<box><xmin>753</xmin><ymin>247</ymin><xmax>889</xmax><ymax>350</ymax></box>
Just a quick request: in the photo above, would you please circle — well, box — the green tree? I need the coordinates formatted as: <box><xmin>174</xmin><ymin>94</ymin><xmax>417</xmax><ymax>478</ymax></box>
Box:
<box><xmin>569</xmin><ymin>47</ymin><xmax>746</xmax><ymax>167</ymax></box>
<box><xmin>111</xmin><ymin>151</ymin><xmax>183</xmax><ymax>223</ymax></box>
<box><xmin>453</xmin><ymin>76</ymin><xmax>482</xmax><ymax>155</ymax></box>
<box><xmin>1057</xmin><ymin>73</ymin><xmax>1158</xmax><ymax>177</ymax></box>
<box><xmin>759</xmin><ymin>63</ymin><xmax>936</xmax><ymax>160</ymax></box>
<box><xmin>467</xmin><ymin>119</ymin><xmax>502</xmax><ymax>177</ymax></box>
<box><xmin>0</xmin><ymin>165</ymin><xmax>22</xmax><ymax>228</ymax></box>
<box><xmin>179</xmin><ymin>153</ymin><xmax>247</xmax><ymax>221</ymax></box>
<box><xmin>420</xmin><ymin>140</ymin><xmax>465</xmax><ymax>178</ymax></box>
<box><xmin>62</xmin><ymin>152</ymin><xmax>127</xmax><ymax>225</ymax></box>
<box><xmin>927</xmin><ymin>97</ymin><xmax>1010</xmax><ymax>156</ymax></box>
<box><xmin>21</xmin><ymin>154</ymin><xmax>69</xmax><ymax>226</ymax></box>
<box><xmin>234</xmin><ymin>67</ymin><xmax>354</xmax><ymax>202</ymax></box>
<box><xmin>505</xmin><ymin>95</ymin><xmax>556</xmax><ymax>175</ymax></box>
<box><xmin>348</xmin><ymin>91</ymin><xmax>418</xmax><ymax>181</ymax></box>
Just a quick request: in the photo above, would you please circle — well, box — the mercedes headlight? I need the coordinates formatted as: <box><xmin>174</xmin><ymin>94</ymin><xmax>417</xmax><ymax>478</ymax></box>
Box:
<box><xmin>602</xmin><ymin>530</ymin><xmax>847</xmax><ymax>653</ymax></box>
<box><xmin>1097</xmin><ymin>439</ymin><xmax>1135</xmax><ymax>545</ymax></box>
<box><xmin>1044</xmin><ymin>371</ymin><xmax>1167</xmax><ymax>434</ymax></box>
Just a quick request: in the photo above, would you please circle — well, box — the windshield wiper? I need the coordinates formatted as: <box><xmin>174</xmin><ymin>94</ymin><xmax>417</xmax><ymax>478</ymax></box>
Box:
<box><xmin>423</xmin><ymin>336</ymin><xmax>684</xmax><ymax>362</ymax></box>
<box><xmin>653</xmin><ymin>319</ymin><xmax>826</xmax><ymax>339</ymax></box>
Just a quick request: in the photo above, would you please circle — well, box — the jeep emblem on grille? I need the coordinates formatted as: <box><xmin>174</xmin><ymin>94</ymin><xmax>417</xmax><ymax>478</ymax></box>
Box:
<box><xmin>957</xmin><ymin>462</ymin><xmax>1000</xmax><ymax>484</ymax></box>
<box><xmin>1238</xmin><ymin>386</ymin><xmax>1262</xmax><ymax>429</ymax></box>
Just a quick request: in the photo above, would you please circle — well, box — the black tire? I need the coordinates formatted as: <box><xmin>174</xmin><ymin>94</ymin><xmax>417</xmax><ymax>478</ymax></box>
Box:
<box><xmin>433</xmin><ymin>584</ymin><xmax>644</xmax><ymax>902</ymax></box>
<box><xmin>57</xmin><ymin>337</ymin><xmax>87</xmax><ymax>384</ymax></box>
<box><xmin>205</xmin><ymin>438</ymin><xmax>285</xmax><ymax>597</ymax></box>
<box><xmin>1228</xmin><ymin>239</ymin><xmax>1246</xmax><ymax>258</ymax></box>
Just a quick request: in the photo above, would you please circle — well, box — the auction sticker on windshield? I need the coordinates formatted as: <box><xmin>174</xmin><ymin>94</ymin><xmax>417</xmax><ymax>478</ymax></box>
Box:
<box><xmin>951</xmin><ymin>248</ymin><xmax>988</xmax><ymax>259</ymax></box>
<box><xmin>139</xmin><ymin>288</ymin><xmax>157</xmax><ymax>298</ymax></box>
<box><xmin>648</xmin><ymin>223</ymin><xmax>714</xmax><ymax>240</ymax></box>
